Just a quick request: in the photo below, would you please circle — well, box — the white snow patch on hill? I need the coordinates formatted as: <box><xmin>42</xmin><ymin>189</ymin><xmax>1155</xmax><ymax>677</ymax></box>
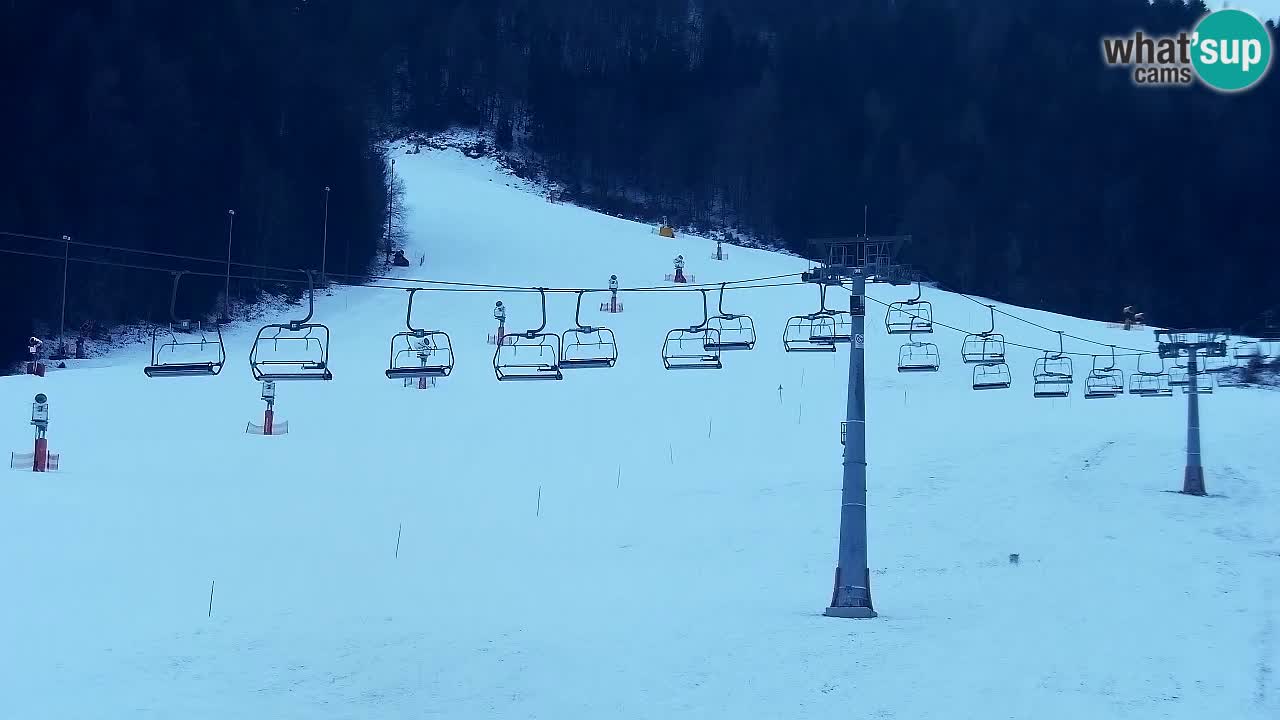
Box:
<box><xmin>2</xmin><ymin>145</ymin><xmax>1278</xmax><ymax>719</ymax></box>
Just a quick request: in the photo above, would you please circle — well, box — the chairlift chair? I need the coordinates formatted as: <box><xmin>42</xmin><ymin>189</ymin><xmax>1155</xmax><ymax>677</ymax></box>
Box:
<box><xmin>1183</xmin><ymin>368</ymin><xmax>1216</xmax><ymax>394</ymax></box>
<box><xmin>249</xmin><ymin>270</ymin><xmax>333</xmax><ymax>381</ymax></box>
<box><xmin>1033</xmin><ymin>356</ymin><xmax>1074</xmax><ymax>398</ymax></box>
<box><xmin>662</xmin><ymin>289</ymin><xmax>722</xmax><ymax>370</ymax></box>
<box><xmin>885</xmin><ymin>281</ymin><xmax>933</xmax><ymax>334</ymax></box>
<box><xmin>1085</xmin><ymin>373</ymin><xmax>1122</xmax><ymax>399</ymax></box>
<box><xmin>783</xmin><ymin>313</ymin><xmax>838</xmax><ymax>352</ymax></box>
<box><xmin>1032</xmin><ymin>331</ymin><xmax>1073</xmax><ymax>398</ymax></box>
<box><xmin>1172</xmin><ymin>358</ymin><xmax>1213</xmax><ymax>392</ymax></box>
<box><xmin>782</xmin><ymin>284</ymin><xmax>843</xmax><ymax>352</ymax></box>
<box><xmin>809</xmin><ymin>283</ymin><xmax>852</xmax><ymax>344</ymax></box>
<box><xmin>493</xmin><ymin>289</ymin><xmax>562</xmax><ymax>381</ymax></box>
<box><xmin>1129</xmin><ymin>355</ymin><xmax>1172</xmax><ymax>397</ymax></box>
<box><xmin>1130</xmin><ymin>373</ymin><xmax>1172</xmax><ymax>396</ymax></box>
<box><xmin>972</xmin><ymin>362</ymin><xmax>1011</xmax><ymax>390</ymax></box>
<box><xmin>385</xmin><ymin>289</ymin><xmax>455</xmax><ymax>380</ymax></box>
<box><xmin>897</xmin><ymin>332</ymin><xmax>941</xmax><ymax>373</ymax></box>
<box><xmin>1084</xmin><ymin>347</ymin><xmax>1125</xmax><ymax>398</ymax></box>
<box><xmin>560</xmin><ymin>291</ymin><xmax>618</xmax><ymax>369</ymax></box>
<box><xmin>1202</xmin><ymin>354</ymin><xmax>1236</xmax><ymax>374</ymax></box>
<box><xmin>144</xmin><ymin>271</ymin><xmax>226</xmax><ymax>378</ymax></box>
<box><xmin>961</xmin><ymin>305</ymin><xmax>1006</xmax><ymax>363</ymax></box>
<box><xmin>704</xmin><ymin>283</ymin><xmax>756</xmax><ymax>351</ymax></box>
<box><xmin>1233</xmin><ymin>340</ymin><xmax>1261</xmax><ymax>361</ymax></box>
<box><xmin>813</xmin><ymin>312</ymin><xmax>854</xmax><ymax>344</ymax></box>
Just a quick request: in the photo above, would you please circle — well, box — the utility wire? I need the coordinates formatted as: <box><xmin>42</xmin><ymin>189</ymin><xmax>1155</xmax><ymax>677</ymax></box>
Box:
<box><xmin>0</xmin><ymin>246</ymin><xmax>413</xmax><ymax>291</ymax></box>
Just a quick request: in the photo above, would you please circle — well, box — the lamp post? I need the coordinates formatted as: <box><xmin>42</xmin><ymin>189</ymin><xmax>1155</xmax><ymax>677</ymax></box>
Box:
<box><xmin>57</xmin><ymin>236</ymin><xmax>69</xmax><ymax>358</ymax></box>
<box><xmin>222</xmin><ymin>210</ymin><xmax>235</xmax><ymax>322</ymax></box>
<box><xmin>321</xmin><ymin>186</ymin><xmax>330</xmax><ymax>282</ymax></box>
<box><xmin>385</xmin><ymin>159</ymin><xmax>395</xmax><ymax>264</ymax></box>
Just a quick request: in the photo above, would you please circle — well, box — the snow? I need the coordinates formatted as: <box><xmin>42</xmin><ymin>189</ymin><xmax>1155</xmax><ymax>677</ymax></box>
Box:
<box><xmin>2</xmin><ymin>144</ymin><xmax>1278</xmax><ymax>719</ymax></box>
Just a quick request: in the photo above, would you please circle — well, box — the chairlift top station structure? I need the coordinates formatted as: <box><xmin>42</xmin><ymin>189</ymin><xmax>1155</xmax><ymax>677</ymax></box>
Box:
<box><xmin>802</xmin><ymin>234</ymin><xmax>913</xmax><ymax>286</ymax></box>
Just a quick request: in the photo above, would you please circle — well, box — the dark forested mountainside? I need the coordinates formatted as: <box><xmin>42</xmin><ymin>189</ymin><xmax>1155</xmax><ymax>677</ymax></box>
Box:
<box><xmin>2</xmin><ymin>0</ymin><xmax>1276</xmax><ymax>369</ymax></box>
<box><xmin>387</xmin><ymin>0</ymin><xmax>1279</xmax><ymax>333</ymax></box>
<box><xmin>0</xmin><ymin>1</ymin><xmax>398</xmax><ymax>367</ymax></box>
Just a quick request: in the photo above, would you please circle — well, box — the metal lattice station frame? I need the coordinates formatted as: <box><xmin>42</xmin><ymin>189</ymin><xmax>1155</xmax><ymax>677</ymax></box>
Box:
<box><xmin>1155</xmin><ymin>329</ymin><xmax>1229</xmax><ymax>496</ymax></box>
<box><xmin>806</xmin><ymin>235</ymin><xmax>910</xmax><ymax>620</ymax></box>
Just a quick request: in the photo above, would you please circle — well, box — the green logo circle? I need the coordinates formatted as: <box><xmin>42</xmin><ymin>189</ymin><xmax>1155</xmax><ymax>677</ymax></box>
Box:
<box><xmin>1191</xmin><ymin>9</ymin><xmax>1273</xmax><ymax>92</ymax></box>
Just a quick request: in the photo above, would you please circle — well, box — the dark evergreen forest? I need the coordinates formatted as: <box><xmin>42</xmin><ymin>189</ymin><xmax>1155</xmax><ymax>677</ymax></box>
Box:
<box><xmin>2</xmin><ymin>0</ymin><xmax>1277</xmax><ymax>369</ymax></box>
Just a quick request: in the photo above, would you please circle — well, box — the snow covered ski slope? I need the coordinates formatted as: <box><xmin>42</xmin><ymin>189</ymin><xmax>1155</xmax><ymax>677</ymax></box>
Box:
<box><xmin>2</xmin><ymin>145</ymin><xmax>1278</xmax><ymax>719</ymax></box>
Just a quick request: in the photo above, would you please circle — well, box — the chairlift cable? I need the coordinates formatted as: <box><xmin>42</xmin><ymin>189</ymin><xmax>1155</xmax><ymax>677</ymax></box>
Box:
<box><xmin>0</xmin><ymin>242</ymin><xmax>1169</xmax><ymax>361</ymax></box>
<box><xmin>0</xmin><ymin>239</ymin><xmax>805</xmax><ymax>294</ymax></box>
<box><xmin>870</xmin><ymin>254</ymin><xmax>1162</xmax><ymax>353</ymax></box>
<box><xmin>863</xmin><ymin>294</ymin><xmax>1157</xmax><ymax>359</ymax></box>
<box><xmin>13</xmin><ymin>229</ymin><xmax>1240</xmax><ymax>355</ymax></box>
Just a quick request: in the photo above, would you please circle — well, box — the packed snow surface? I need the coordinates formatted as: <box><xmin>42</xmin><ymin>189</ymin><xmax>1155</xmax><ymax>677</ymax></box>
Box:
<box><xmin>2</xmin><ymin>145</ymin><xmax>1277</xmax><ymax>719</ymax></box>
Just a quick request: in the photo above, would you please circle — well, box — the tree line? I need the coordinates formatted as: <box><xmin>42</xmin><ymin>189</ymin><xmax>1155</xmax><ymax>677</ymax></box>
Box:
<box><xmin>0</xmin><ymin>1</ymin><xmax>398</xmax><ymax>366</ymax></box>
<box><xmin>2</xmin><ymin>0</ymin><xmax>1276</xmax><ymax>369</ymax></box>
